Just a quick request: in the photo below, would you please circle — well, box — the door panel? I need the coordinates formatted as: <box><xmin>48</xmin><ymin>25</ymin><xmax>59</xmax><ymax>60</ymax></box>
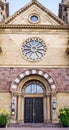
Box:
<box><xmin>34</xmin><ymin>98</ymin><xmax>43</xmax><ymax>123</ymax></box>
<box><xmin>24</xmin><ymin>97</ymin><xmax>43</xmax><ymax>123</ymax></box>
<box><xmin>24</xmin><ymin>98</ymin><xmax>33</xmax><ymax>123</ymax></box>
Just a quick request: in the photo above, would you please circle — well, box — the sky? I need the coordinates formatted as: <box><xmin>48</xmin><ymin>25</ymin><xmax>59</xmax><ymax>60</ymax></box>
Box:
<box><xmin>7</xmin><ymin>0</ymin><xmax>61</xmax><ymax>16</ymax></box>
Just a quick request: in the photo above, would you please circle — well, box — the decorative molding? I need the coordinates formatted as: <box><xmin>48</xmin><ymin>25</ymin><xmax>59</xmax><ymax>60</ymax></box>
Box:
<box><xmin>21</xmin><ymin>37</ymin><xmax>47</xmax><ymax>61</ymax></box>
<box><xmin>10</xmin><ymin>69</ymin><xmax>56</xmax><ymax>92</ymax></box>
<box><xmin>0</xmin><ymin>24</ymin><xmax>68</xmax><ymax>30</ymax></box>
<box><xmin>66</xmin><ymin>29</ymin><xmax>69</xmax><ymax>56</ymax></box>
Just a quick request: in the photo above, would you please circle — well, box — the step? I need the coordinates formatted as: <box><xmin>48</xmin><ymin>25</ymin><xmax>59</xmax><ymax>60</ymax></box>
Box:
<box><xmin>8</xmin><ymin>123</ymin><xmax>60</xmax><ymax>128</ymax></box>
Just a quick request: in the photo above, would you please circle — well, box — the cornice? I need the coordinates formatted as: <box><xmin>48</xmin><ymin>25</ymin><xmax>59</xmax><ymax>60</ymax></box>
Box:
<box><xmin>65</xmin><ymin>5</ymin><xmax>69</xmax><ymax>7</ymax></box>
<box><xmin>62</xmin><ymin>0</ymin><xmax>69</xmax><ymax>5</ymax></box>
<box><xmin>0</xmin><ymin>0</ymin><xmax>7</xmax><ymax>5</ymax></box>
<box><xmin>0</xmin><ymin>65</ymin><xmax>69</xmax><ymax>68</ymax></box>
<box><xmin>33</xmin><ymin>1</ymin><xmax>66</xmax><ymax>25</ymax></box>
<box><xmin>0</xmin><ymin>24</ymin><xmax>69</xmax><ymax>30</ymax></box>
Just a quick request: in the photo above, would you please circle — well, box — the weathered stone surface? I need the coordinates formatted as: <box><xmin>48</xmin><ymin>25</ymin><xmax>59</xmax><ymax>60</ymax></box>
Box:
<box><xmin>0</xmin><ymin>92</ymin><xmax>11</xmax><ymax>112</ymax></box>
<box><xmin>0</xmin><ymin>31</ymin><xmax>68</xmax><ymax>66</ymax></box>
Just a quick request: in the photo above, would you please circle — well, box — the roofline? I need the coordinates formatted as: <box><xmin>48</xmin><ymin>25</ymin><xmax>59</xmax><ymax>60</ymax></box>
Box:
<box><xmin>5</xmin><ymin>0</ymin><xmax>66</xmax><ymax>25</ymax></box>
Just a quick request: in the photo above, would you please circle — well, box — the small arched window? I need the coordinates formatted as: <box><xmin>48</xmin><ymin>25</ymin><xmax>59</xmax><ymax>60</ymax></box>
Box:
<box><xmin>24</xmin><ymin>82</ymin><xmax>44</xmax><ymax>94</ymax></box>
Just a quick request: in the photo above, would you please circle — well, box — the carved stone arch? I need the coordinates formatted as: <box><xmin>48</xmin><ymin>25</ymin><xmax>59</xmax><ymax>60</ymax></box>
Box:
<box><xmin>10</xmin><ymin>69</ymin><xmax>56</xmax><ymax>92</ymax></box>
<box><xmin>17</xmin><ymin>75</ymin><xmax>50</xmax><ymax>95</ymax></box>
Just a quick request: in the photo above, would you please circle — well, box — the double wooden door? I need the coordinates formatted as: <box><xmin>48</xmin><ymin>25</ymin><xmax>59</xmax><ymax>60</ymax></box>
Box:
<box><xmin>24</xmin><ymin>97</ymin><xmax>43</xmax><ymax>123</ymax></box>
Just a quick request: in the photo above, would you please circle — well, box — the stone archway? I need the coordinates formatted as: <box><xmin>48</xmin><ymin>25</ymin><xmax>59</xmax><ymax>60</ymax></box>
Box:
<box><xmin>11</xmin><ymin>69</ymin><xmax>56</xmax><ymax>91</ymax></box>
<box><xmin>10</xmin><ymin>69</ymin><xmax>56</xmax><ymax>123</ymax></box>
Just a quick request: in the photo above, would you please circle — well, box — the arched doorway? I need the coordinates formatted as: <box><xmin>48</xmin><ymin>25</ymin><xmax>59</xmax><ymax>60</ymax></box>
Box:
<box><xmin>24</xmin><ymin>81</ymin><xmax>44</xmax><ymax>123</ymax></box>
<box><xmin>10</xmin><ymin>69</ymin><xmax>56</xmax><ymax>123</ymax></box>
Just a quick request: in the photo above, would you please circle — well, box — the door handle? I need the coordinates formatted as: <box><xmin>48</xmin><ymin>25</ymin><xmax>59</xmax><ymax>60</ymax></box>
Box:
<box><xmin>33</xmin><ymin>112</ymin><xmax>35</xmax><ymax>117</ymax></box>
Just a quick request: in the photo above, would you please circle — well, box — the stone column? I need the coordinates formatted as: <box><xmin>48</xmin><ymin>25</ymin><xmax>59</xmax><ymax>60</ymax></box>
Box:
<box><xmin>10</xmin><ymin>95</ymin><xmax>17</xmax><ymax>123</ymax></box>
<box><xmin>51</xmin><ymin>92</ymin><xmax>57</xmax><ymax>123</ymax></box>
<box><xmin>21</xmin><ymin>95</ymin><xmax>24</xmax><ymax>122</ymax></box>
<box><xmin>67</xmin><ymin>8</ymin><xmax>69</xmax><ymax>23</ymax></box>
<box><xmin>44</xmin><ymin>95</ymin><xmax>47</xmax><ymax>123</ymax></box>
<box><xmin>46</xmin><ymin>94</ymin><xmax>50</xmax><ymax>122</ymax></box>
<box><xmin>18</xmin><ymin>95</ymin><xmax>21</xmax><ymax>121</ymax></box>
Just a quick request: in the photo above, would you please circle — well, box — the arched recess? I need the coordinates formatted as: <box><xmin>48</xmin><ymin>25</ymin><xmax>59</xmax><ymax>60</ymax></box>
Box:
<box><xmin>10</xmin><ymin>69</ymin><xmax>56</xmax><ymax>123</ymax></box>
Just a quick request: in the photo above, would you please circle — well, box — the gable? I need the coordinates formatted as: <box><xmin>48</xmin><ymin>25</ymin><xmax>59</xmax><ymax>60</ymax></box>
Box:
<box><xmin>5</xmin><ymin>0</ymin><xmax>65</xmax><ymax>25</ymax></box>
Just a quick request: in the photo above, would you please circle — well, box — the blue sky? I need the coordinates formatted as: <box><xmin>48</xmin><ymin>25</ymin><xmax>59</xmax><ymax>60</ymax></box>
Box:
<box><xmin>7</xmin><ymin>0</ymin><xmax>61</xmax><ymax>16</ymax></box>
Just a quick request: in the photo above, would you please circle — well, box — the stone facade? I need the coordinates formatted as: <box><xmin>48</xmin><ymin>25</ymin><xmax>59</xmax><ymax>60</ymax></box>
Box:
<box><xmin>0</xmin><ymin>0</ymin><xmax>69</xmax><ymax>124</ymax></box>
<box><xmin>0</xmin><ymin>0</ymin><xmax>9</xmax><ymax>22</ymax></box>
<box><xmin>59</xmin><ymin>0</ymin><xmax>69</xmax><ymax>23</ymax></box>
<box><xmin>0</xmin><ymin>92</ymin><xmax>11</xmax><ymax>112</ymax></box>
<box><xmin>0</xmin><ymin>28</ymin><xmax>69</xmax><ymax>66</ymax></box>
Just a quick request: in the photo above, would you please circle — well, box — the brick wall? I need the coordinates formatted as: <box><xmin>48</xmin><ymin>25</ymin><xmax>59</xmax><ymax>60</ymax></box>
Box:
<box><xmin>0</xmin><ymin>67</ymin><xmax>69</xmax><ymax>92</ymax></box>
<box><xmin>45</xmin><ymin>68</ymin><xmax>69</xmax><ymax>92</ymax></box>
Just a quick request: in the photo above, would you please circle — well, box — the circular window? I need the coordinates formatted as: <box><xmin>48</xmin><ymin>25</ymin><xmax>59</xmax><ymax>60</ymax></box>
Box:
<box><xmin>29</xmin><ymin>14</ymin><xmax>39</xmax><ymax>23</ymax></box>
<box><xmin>21</xmin><ymin>38</ymin><xmax>47</xmax><ymax>61</ymax></box>
<box><xmin>30</xmin><ymin>15</ymin><xmax>38</xmax><ymax>22</ymax></box>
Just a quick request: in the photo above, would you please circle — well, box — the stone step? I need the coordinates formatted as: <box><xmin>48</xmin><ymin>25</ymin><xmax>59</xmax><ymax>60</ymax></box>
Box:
<box><xmin>8</xmin><ymin>123</ymin><xmax>60</xmax><ymax>128</ymax></box>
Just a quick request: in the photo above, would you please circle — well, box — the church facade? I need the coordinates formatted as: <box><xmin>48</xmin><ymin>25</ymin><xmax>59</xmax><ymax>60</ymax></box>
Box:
<box><xmin>0</xmin><ymin>0</ymin><xmax>69</xmax><ymax>123</ymax></box>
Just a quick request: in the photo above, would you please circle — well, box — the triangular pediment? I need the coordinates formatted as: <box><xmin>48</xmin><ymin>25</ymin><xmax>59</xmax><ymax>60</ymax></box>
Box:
<box><xmin>5</xmin><ymin>0</ymin><xmax>65</xmax><ymax>25</ymax></box>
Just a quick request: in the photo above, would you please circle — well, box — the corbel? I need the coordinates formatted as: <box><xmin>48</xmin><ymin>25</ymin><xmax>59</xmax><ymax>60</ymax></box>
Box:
<box><xmin>66</xmin><ymin>40</ymin><xmax>69</xmax><ymax>56</ymax></box>
<box><xmin>0</xmin><ymin>46</ymin><xmax>2</xmax><ymax>54</ymax></box>
<box><xmin>66</xmin><ymin>48</ymin><xmax>69</xmax><ymax>55</ymax></box>
<box><xmin>66</xmin><ymin>25</ymin><xmax>69</xmax><ymax>56</ymax></box>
